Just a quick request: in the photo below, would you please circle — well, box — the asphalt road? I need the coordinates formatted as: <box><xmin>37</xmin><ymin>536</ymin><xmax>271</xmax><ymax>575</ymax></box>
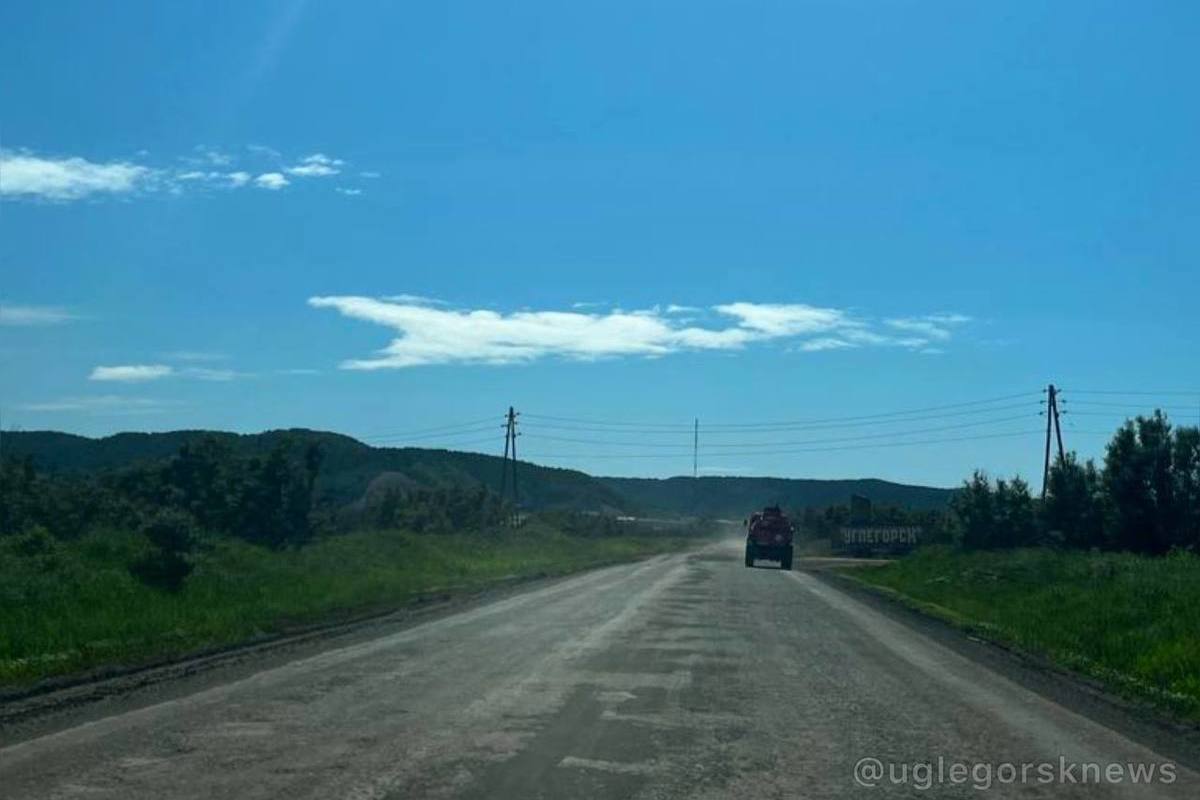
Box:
<box><xmin>2</xmin><ymin>539</ymin><xmax>1196</xmax><ymax>799</ymax></box>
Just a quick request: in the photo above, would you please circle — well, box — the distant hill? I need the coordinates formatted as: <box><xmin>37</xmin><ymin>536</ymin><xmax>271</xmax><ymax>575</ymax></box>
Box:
<box><xmin>2</xmin><ymin>430</ymin><xmax>955</xmax><ymax>516</ymax></box>
<box><xmin>598</xmin><ymin>476</ymin><xmax>953</xmax><ymax>518</ymax></box>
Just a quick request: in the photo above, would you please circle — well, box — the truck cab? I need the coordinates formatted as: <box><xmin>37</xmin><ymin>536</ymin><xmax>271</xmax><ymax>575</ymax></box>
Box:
<box><xmin>744</xmin><ymin>505</ymin><xmax>794</xmax><ymax>570</ymax></box>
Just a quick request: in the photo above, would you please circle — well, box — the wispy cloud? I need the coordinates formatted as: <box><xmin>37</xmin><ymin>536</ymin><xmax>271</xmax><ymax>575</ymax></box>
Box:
<box><xmin>18</xmin><ymin>395</ymin><xmax>168</xmax><ymax>414</ymax></box>
<box><xmin>88</xmin><ymin>362</ymin><xmax>253</xmax><ymax>382</ymax></box>
<box><xmin>254</xmin><ymin>172</ymin><xmax>289</xmax><ymax>190</ymax></box>
<box><xmin>884</xmin><ymin>313</ymin><xmax>972</xmax><ymax>341</ymax></box>
<box><xmin>0</xmin><ymin>304</ymin><xmax>76</xmax><ymax>326</ymax></box>
<box><xmin>180</xmin><ymin>367</ymin><xmax>242</xmax><ymax>381</ymax></box>
<box><xmin>0</xmin><ymin>150</ymin><xmax>152</xmax><ymax>201</ymax></box>
<box><xmin>380</xmin><ymin>294</ymin><xmax>447</xmax><ymax>306</ymax></box>
<box><xmin>797</xmin><ymin>337</ymin><xmax>857</xmax><ymax>352</ymax></box>
<box><xmin>2</xmin><ymin>146</ymin><xmax>373</xmax><ymax>201</ymax></box>
<box><xmin>309</xmin><ymin>296</ymin><xmax>974</xmax><ymax>369</ymax></box>
<box><xmin>286</xmin><ymin>153</ymin><xmax>343</xmax><ymax>177</ymax></box>
<box><xmin>89</xmin><ymin>364</ymin><xmax>174</xmax><ymax>382</ymax></box>
<box><xmin>185</xmin><ymin>146</ymin><xmax>234</xmax><ymax>167</ymax></box>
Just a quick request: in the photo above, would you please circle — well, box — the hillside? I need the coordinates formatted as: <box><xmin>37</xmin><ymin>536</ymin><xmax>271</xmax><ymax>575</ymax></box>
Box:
<box><xmin>2</xmin><ymin>430</ymin><xmax>955</xmax><ymax>516</ymax></box>
<box><xmin>600</xmin><ymin>476</ymin><xmax>953</xmax><ymax>517</ymax></box>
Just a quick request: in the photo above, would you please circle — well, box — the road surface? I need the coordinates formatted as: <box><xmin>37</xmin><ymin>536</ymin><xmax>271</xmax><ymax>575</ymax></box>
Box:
<box><xmin>2</xmin><ymin>539</ymin><xmax>1196</xmax><ymax>798</ymax></box>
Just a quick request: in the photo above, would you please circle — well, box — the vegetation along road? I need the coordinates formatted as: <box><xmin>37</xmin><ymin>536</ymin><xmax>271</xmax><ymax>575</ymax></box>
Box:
<box><xmin>2</xmin><ymin>537</ymin><xmax>1196</xmax><ymax>799</ymax></box>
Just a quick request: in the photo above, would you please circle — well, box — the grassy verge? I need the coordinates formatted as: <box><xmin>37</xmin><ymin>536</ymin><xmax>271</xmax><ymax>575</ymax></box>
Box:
<box><xmin>843</xmin><ymin>546</ymin><xmax>1200</xmax><ymax>721</ymax></box>
<box><xmin>0</xmin><ymin>525</ymin><xmax>698</xmax><ymax>688</ymax></box>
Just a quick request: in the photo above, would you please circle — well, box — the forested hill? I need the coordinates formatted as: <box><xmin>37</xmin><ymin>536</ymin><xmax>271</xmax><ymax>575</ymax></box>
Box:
<box><xmin>601</xmin><ymin>476</ymin><xmax>954</xmax><ymax>517</ymax></box>
<box><xmin>3</xmin><ymin>430</ymin><xmax>954</xmax><ymax>516</ymax></box>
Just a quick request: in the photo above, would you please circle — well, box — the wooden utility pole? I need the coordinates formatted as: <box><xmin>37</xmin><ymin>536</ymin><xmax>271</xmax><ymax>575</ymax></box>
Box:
<box><xmin>499</xmin><ymin>407</ymin><xmax>520</xmax><ymax>522</ymax></box>
<box><xmin>1041</xmin><ymin>384</ymin><xmax>1065</xmax><ymax>498</ymax></box>
<box><xmin>693</xmin><ymin>417</ymin><xmax>698</xmax><ymax>480</ymax></box>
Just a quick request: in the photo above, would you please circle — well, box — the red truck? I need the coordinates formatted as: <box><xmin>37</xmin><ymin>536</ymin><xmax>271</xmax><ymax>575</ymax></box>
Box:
<box><xmin>744</xmin><ymin>505</ymin><xmax>794</xmax><ymax>570</ymax></box>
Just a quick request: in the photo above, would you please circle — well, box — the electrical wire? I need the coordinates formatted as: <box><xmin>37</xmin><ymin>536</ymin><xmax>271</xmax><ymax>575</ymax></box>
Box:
<box><xmin>522</xmin><ymin>400</ymin><xmax>1042</xmax><ymax>435</ymax></box>
<box><xmin>1058</xmin><ymin>400</ymin><xmax>1197</xmax><ymax>411</ymax></box>
<box><xmin>521</xmin><ymin>429</ymin><xmax>1041</xmax><ymax>459</ymax></box>
<box><xmin>521</xmin><ymin>391</ymin><xmax>1040</xmax><ymax>431</ymax></box>
<box><xmin>1062</xmin><ymin>390</ymin><xmax>1200</xmax><ymax>397</ymax></box>
<box><xmin>521</xmin><ymin>413</ymin><xmax>1038</xmax><ymax>449</ymax></box>
<box><xmin>366</xmin><ymin>421</ymin><xmax>504</xmax><ymax>444</ymax></box>
<box><xmin>364</xmin><ymin>433</ymin><xmax>504</xmax><ymax>450</ymax></box>
<box><xmin>358</xmin><ymin>416</ymin><xmax>503</xmax><ymax>439</ymax></box>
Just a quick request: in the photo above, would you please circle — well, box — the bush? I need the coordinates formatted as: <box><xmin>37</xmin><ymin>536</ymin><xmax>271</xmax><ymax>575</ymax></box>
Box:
<box><xmin>129</xmin><ymin>510</ymin><xmax>197</xmax><ymax>592</ymax></box>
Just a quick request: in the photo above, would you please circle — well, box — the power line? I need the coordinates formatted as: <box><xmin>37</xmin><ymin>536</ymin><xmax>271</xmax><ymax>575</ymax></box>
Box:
<box><xmin>521</xmin><ymin>391</ymin><xmax>1040</xmax><ymax>431</ymax></box>
<box><xmin>521</xmin><ymin>428</ymin><xmax>1040</xmax><ymax>459</ymax></box>
<box><xmin>358</xmin><ymin>416</ymin><xmax>502</xmax><ymax>439</ymax></box>
<box><xmin>1060</xmin><ymin>410</ymin><xmax>1182</xmax><ymax>418</ymax></box>
<box><xmin>521</xmin><ymin>412</ymin><xmax>1037</xmax><ymax>449</ymax></box>
<box><xmin>363</xmin><ymin>433</ymin><xmax>501</xmax><ymax>450</ymax></box>
<box><xmin>365</xmin><ymin>421</ymin><xmax>503</xmax><ymax>443</ymax></box>
<box><xmin>1062</xmin><ymin>390</ymin><xmax>1200</xmax><ymax>397</ymax></box>
<box><xmin>521</xmin><ymin>400</ymin><xmax>1041</xmax><ymax>435</ymax></box>
<box><xmin>1059</xmin><ymin>401</ymin><xmax>1197</xmax><ymax>412</ymax></box>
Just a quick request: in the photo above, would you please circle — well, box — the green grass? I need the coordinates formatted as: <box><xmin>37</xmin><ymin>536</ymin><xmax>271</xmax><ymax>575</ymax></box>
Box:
<box><xmin>0</xmin><ymin>525</ymin><xmax>697</xmax><ymax>687</ymax></box>
<box><xmin>845</xmin><ymin>546</ymin><xmax>1200</xmax><ymax>720</ymax></box>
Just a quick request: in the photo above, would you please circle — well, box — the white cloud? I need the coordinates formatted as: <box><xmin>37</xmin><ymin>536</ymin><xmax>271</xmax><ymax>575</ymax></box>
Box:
<box><xmin>0</xmin><ymin>150</ymin><xmax>153</xmax><ymax>200</ymax></box>
<box><xmin>19</xmin><ymin>395</ymin><xmax>167</xmax><ymax>414</ymax></box>
<box><xmin>885</xmin><ymin>314</ymin><xmax>972</xmax><ymax>341</ymax></box>
<box><xmin>380</xmin><ymin>294</ymin><xmax>447</xmax><ymax>306</ymax></box>
<box><xmin>195</xmin><ymin>146</ymin><xmax>233</xmax><ymax>166</ymax></box>
<box><xmin>309</xmin><ymin>296</ymin><xmax>973</xmax><ymax>369</ymax></box>
<box><xmin>247</xmin><ymin>144</ymin><xmax>283</xmax><ymax>161</ymax></box>
<box><xmin>277</xmin><ymin>368</ymin><xmax>321</xmax><ymax>376</ymax></box>
<box><xmin>797</xmin><ymin>337</ymin><xmax>857</xmax><ymax>352</ymax></box>
<box><xmin>714</xmin><ymin>302</ymin><xmax>848</xmax><ymax>336</ymax></box>
<box><xmin>254</xmin><ymin>172</ymin><xmax>289</xmax><ymax>190</ymax></box>
<box><xmin>3</xmin><ymin>146</ymin><xmax>373</xmax><ymax>200</ymax></box>
<box><xmin>89</xmin><ymin>364</ymin><xmax>174</xmax><ymax>382</ymax></box>
<box><xmin>88</xmin><ymin>361</ymin><xmax>252</xmax><ymax>382</ymax></box>
<box><xmin>0</xmin><ymin>304</ymin><xmax>75</xmax><ymax>326</ymax></box>
<box><xmin>286</xmin><ymin>153</ymin><xmax>343</xmax><ymax>177</ymax></box>
<box><xmin>180</xmin><ymin>367</ymin><xmax>241</xmax><ymax>381</ymax></box>
<box><xmin>359</xmin><ymin>170</ymin><xmax>382</xmax><ymax>179</ymax></box>
<box><xmin>336</xmin><ymin>187</ymin><xmax>362</xmax><ymax>196</ymax></box>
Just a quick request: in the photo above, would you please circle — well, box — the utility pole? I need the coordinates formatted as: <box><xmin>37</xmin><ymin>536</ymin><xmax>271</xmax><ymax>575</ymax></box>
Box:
<box><xmin>1041</xmin><ymin>384</ymin><xmax>1065</xmax><ymax>498</ymax></box>
<box><xmin>693</xmin><ymin>417</ymin><xmax>698</xmax><ymax>480</ymax></box>
<box><xmin>499</xmin><ymin>407</ymin><xmax>520</xmax><ymax>523</ymax></box>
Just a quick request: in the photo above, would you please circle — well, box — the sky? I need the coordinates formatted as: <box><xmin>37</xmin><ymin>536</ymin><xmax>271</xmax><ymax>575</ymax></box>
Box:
<box><xmin>2</xmin><ymin>0</ymin><xmax>1198</xmax><ymax>487</ymax></box>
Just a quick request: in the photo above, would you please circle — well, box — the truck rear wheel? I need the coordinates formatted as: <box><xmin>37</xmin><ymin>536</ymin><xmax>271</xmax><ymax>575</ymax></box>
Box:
<box><xmin>744</xmin><ymin>545</ymin><xmax>754</xmax><ymax>568</ymax></box>
<box><xmin>780</xmin><ymin>547</ymin><xmax>793</xmax><ymax>571</ymax></box>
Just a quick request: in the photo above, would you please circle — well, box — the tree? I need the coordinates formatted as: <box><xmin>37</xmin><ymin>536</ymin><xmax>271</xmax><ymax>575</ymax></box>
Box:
<box><xmin>954</xmin><ymin>471</ymin><xmax>997</xmax><ymax>550</ymax></box>
<box><xmin>994</xmin><ymin>476</ymin><xmax>1037</xmax><ymax>548</ymax></box>
<box><xmin>1172</xmin><ymin>427</ymin><xmax>1200</xmax><ymax>551</ymax></box>
<box><xmin>130</xmin><ymin>509</ymin><xmax>197</xmax><ymax>592</ymax></box>
<box><xmin>1104</xmin><ymin>412</ymin><xmax>1176</xmax><ymax>554</ymax></box>
<box><xmin>1044</xmin><ymin>453</ymin><xmax>1105</xmax><ymax>549</ymax></box>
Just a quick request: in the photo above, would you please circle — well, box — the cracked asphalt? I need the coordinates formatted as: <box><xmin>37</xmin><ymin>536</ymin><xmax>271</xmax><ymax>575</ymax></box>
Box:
<box><xmin>2</xmin><ymin>538</ymin><xmax>1196</xmax><ymax>799</ymax></box>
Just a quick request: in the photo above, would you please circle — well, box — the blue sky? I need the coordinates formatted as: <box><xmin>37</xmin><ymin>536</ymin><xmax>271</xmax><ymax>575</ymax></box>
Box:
<box><xmin>2</xmin><ymin>0</ymin><xmax>1197</xmax><ymax>487</ymax></box>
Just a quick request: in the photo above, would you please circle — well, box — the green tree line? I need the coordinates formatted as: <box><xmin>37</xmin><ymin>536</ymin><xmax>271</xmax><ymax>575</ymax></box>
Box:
<box><xmin>956</xmin><ymin>411</ymin><xmax>1199</xmax><ymax>553</ymax></box>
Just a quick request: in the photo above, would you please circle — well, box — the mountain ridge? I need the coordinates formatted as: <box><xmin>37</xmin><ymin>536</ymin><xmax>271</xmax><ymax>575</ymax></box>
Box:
<box><xmin>1</xmin><ymin>429</ymin><xmax>956</xmax><ymax>516</ymax></box>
